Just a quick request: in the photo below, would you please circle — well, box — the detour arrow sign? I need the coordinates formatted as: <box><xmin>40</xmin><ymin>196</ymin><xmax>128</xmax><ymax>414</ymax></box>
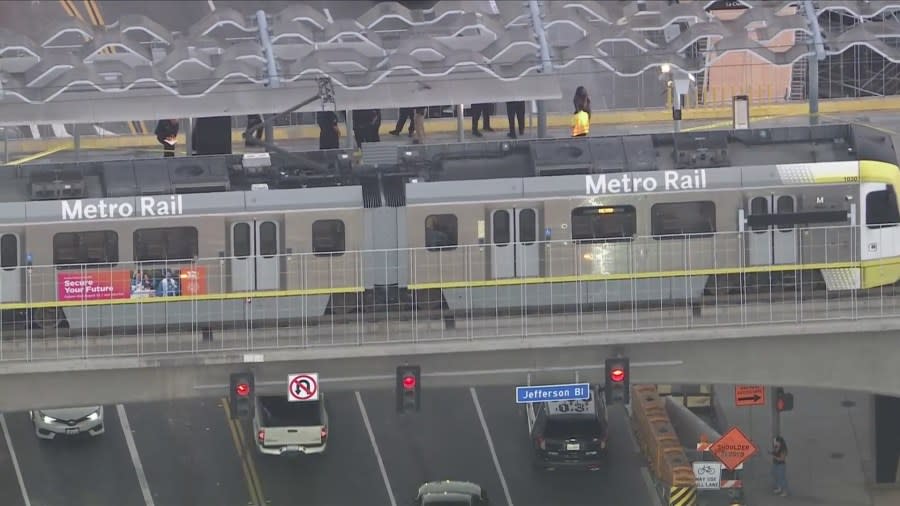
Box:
<box><xmin>735</xmin><ymin>385</ymin><xmax>765</xmax><ymax>407</ymax></box>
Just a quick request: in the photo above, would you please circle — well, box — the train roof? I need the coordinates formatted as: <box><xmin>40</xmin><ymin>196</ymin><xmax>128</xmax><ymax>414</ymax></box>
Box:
<box><xmin>5</xmin><ymin>123</ymin><xmax>899</xmax><ymax>208</ymax></box>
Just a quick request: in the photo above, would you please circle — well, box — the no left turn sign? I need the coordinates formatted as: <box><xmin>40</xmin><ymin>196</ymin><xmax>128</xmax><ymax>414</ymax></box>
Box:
<box><xmin>287</xmin><ymin>373</ymin><xmax>319</xmax><ymax>402</ymax></box>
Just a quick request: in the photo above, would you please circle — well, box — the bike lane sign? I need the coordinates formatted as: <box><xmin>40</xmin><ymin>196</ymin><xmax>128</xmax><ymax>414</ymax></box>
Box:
<box><xmin>692</xmin><ymin>461</ymin><xmax>723</xmax><ymax>490</ymax></box>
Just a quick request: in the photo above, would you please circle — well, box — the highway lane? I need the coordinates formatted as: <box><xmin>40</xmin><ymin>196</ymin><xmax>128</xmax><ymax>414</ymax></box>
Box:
<box><xmin>0</xmin><ymin>384</ymin><xmax>655</xmax><ymax>506</ymax></box>
<box><xmin>4</xmin><ymin>405</ymin><xmax>145</xmax><ymax>506</ymax></box>
<box><xmin>127</xmin><ymin>398</ymin><xmax>250</xmax><ymax>506</ymax></box>
<box><xmin>0</xmin><ymin>416</ymin><xmax>26</xmax><ymax>506</ymax></box>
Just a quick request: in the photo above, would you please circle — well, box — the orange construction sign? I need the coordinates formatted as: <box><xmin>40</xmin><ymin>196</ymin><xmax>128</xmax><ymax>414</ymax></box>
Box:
<box><xmin>735</xmin><ymin>385</ymin><xmax>765</xmax><ymax>407</ymax></box>
<box><xmin>710</xmin><ymin>427</ymin><xmax>758</xmax><ymax>470</ymax></box>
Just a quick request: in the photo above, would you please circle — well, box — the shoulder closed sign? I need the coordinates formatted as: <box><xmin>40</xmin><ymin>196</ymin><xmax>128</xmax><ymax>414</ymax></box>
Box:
<box><xmin>288</xmin><ymin>373</ymin><xmax>319</xmax><ymax>402</ymax></box>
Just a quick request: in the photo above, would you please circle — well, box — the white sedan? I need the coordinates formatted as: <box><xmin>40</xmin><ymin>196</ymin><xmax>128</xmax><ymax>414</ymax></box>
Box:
<box><xmin>29</xmin><ymin>406</ymin><xmax>104</xmax><ymax>439</ymax></box>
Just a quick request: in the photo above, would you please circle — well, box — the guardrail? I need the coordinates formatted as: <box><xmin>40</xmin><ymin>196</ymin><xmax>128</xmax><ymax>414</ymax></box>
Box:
<box><xmin>0</xmin><ymin>224</ymin><xmax>898</xmax><ymax>363</ymax></box>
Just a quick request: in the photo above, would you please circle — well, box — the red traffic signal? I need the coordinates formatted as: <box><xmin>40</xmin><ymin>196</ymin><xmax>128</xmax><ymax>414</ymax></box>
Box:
<box><xmin>610</xmin><ymin>368</ymin><xmax>626</xmax><ymax>383</ymax></box>
<box><xmin>402</xmin><ymin>374</ymin><xmax>417</xmax><ymax>390</ymax></box>
<box><xmin>235</xmin><ymin>382</ymin><xmax>251</xmax><ymax>397</ymax></box>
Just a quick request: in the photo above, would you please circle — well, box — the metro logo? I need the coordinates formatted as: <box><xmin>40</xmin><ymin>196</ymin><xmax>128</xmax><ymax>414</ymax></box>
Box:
<box><xmin>585</xmin><ymin>169</ymin><xmax>708</xmax><ymax>195</ymax></box>
<box><xmin>61</xmin><ymin>195</ymin><xmax>184</xmax><ymax>221</ymax></box>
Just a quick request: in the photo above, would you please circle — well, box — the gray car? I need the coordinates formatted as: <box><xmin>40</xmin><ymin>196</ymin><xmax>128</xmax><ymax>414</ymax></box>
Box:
<box><xmin>29</xmin><ymin>406</ymin><xmax>104</xmax><ymax>439</ymax></box>
<box><xmin>415</xmin><ymin>481</ymin><xmax>489</xmax><ymax>506</ymax></box>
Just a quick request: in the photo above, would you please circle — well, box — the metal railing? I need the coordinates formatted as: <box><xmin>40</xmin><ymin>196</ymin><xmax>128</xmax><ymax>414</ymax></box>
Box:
<box><xmin>1</xmin><ymin>224</ymin><xmax>899</xmax><ymax>363</ymax></box>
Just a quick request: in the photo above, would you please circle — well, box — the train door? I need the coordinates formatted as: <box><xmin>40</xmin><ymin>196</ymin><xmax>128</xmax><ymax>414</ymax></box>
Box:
<box><xmin>745</xmin><ymin>195</ymin><xmax>797</xmax><ymax>265</ymax></box>
<box><xmin>0</xmin><ymin>233</ymin><xmax>21</xmax><ymax>302</ymax></box>
<box><xmin>860</xmin><ymin>183</ymin><xmax>900</xmax><ymax>262</ymax></box>
<box><xmin>229</xmin><ymin>219</ymin><xmax>281</xmax><ymax>291</ymax></box>
<box><xmin>490</xmin><ymin>208</ymin><xmax>539</xmax><ymax>279</ymax></box>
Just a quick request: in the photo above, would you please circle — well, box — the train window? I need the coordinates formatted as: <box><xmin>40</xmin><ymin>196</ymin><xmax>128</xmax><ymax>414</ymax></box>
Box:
<box><xmin>749</xmin><ymin>197</ymin><xmax>769</xmax><ymax>232</ymax></box>
<box><xmin>866</xmin><ymin>187</ymin><xmax>900</xmax><ymax>228</ymax></box>
<box><xmin>1</xmin><ymin>234</ymin><xmax>16</xmax><ymax>270</ymax></box>
<box><xmin>133</xmin><ymin>227</ymin><xmax>199</xmax><ymax>263</ymax></box>
<box><xmin>651</xmin><ymin>201</ymin><xmax>716</xmax><ymax>239</ymax></box>
<box><xmin>776</xmin><ymin>196</ymin><xmax>795</xmax><ymax>231</ymax></box>
<box><xmin>53</xmin><ymin>231</ymin><xmax>118</xmax><ymax>267</ymax></box>
<box><xmin>312</xmin><ymin>220</ymin><xmax>345</xmax><ymax>256</ymax></box>
<box><xmin>519</xmin><ymin>209</ymin><xmax>537</xmax><ymax>245</ymax></box>
<box><xmin>425</xmin><ymin>214</ymin><xmax>458</xmax><ymax>251</ymax></box>
<box><xmin>233</xmin><ymin>223</ymin><xmax>251</xmax><ymax>258</ymax></box>
<box><xmin>259</xmin><ymin>222</ymin><xmax>278</xmax><ymax>257</ymax></box>
<box><xmin>571</xmin><ymin>206</ymin><xmax>636</xmax><ymax>243</ymax></box>
<box><xmin>493</xmin><ymin>210</ymin><xmax>510</xmax><ymax>245</ymax></box>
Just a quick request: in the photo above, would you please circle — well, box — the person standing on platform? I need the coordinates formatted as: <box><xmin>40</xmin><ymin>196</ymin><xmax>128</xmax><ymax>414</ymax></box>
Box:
<box><xmin>571</xmin><ymin>86</ymin><xmax>591</xmax><ymax>137</ymax></box>
<box><xmin>471</xmin><ymin>103</ymin><xmax>494</xmax><ymax>137</ymax></box>
<box><xmin>154</xmin><ymin>119</ymin><xmax>179</xmax><ymax>157</ymax></box>
<box><xmin>317</xmin><ymin>110</ymin><xmax>340</xmax><ymax>150</ymax></box>
<box><xmin>244</xmin><ymin>114</ymin><xmax>264</xmax><ymax>147</ymax></box>
<box><xmin>412</xmin><ymin>107</ymin><xmax>427</xmax><ymax>145</ymax></box>
<box><xmin>505</xmin><ymin>101</ymin><xmax>526</xmax><ymax>139</ymax></box>
<box><xmin>389</xmin><ymin>107</ymin><xmax>415</xmax><ymax>137</ymax></box>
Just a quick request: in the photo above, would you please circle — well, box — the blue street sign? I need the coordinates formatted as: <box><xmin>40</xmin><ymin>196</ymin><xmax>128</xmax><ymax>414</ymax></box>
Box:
<box><xmin>515</xmin><ymin>383</ymin><xmax>591</xmax><ymax>404</ymax></box>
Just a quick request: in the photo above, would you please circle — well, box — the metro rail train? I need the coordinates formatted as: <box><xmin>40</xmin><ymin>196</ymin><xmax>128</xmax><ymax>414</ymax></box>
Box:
<box><xmin>1</xmin><ymin>123</ymin><xmax>899</xmax><ymax>334</ymax></box>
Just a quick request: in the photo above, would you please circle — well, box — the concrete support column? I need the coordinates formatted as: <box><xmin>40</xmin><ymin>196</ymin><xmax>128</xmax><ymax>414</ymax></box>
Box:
<box><xmin>264</xmin><ymin>114</ymin><xmax>274</xmax><ymax>145</ymax></box>
<box><xmin>72</xmin><ymin>124</ymin><xmax>80</xmax><ymax>162</ymax></box>
<box><xmin>344</xmin><ymin>109</ymin><xmax>354</xmax><ymax>149</ymax></box>
<box><xmin>456</xmin><ymin>104</ymin><xmax>464</xmax><ymax>142</ymax></box>
<box><xmin>184</xmin><ymin>117</ymin><xmax>192</xmax><ymax>157</ymax></box>
<box><xmin>3</xmin><ymin>127</ymin><xmax>10</xmax><ymax>164</ymax></box>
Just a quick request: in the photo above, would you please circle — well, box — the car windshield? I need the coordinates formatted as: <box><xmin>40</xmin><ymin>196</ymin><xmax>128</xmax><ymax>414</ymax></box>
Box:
<box><xmin>544</xmin><ymin>417</ymin><xmax>604</xmax><ymax>439</ymax></box>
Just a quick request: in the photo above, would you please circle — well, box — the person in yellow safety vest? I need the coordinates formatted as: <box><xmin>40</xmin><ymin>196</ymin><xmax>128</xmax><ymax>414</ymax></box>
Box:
<box><xmin>571</xmin><ymin>86</ymin><xmax>591</xmax><ymax>137</ymax></box>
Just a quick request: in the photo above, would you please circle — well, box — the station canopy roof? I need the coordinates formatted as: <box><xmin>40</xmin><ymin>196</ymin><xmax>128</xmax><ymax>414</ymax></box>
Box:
<box><xmin>2</xmin><ymin>0</ymin><xmax>880</xmax><ymax>126</ymax></box>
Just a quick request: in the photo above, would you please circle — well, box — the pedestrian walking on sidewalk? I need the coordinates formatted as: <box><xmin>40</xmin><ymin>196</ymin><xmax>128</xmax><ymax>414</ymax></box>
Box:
<box><xmin>771</xmin><ymin>436</ymin><xmax>790</xmax><ymax>496</ymax></box>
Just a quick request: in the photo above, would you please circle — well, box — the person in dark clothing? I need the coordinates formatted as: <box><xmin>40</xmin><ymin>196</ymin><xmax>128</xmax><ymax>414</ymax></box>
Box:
<box><xmin>770</xmin><ymin>436</ymin><xmax>790</xmax><ymax>496</ymax></box>
<box><xmin>389</xmin><ymin>107</ymin><xmax>415</xmax><ymax>137</ymax></box>
<box><xmin>471</xmin><ymin>103</ymin><xmax>494</xmax><ymax>137</ymax></box>
<box><xmin>352</xmin><ymin>109</ymin><xmax>381</xmax><ymax>149</ymax></box>
<box><xmin>244</xmin><ymin>114</ymin><xmax>264</xmax><ymax>147</ymax></box>
<box><xmin>505</xmin><ymin>101</ymin><xmax>526</xmax><ymax>139</ymax></box>
<box><xmin>368</xmin><ymin>109</ymin><xmax>381</xmax><ymax>143</ymax></box>
<box><xmin>317</xmin><ymin>111</ymin><xmax>340</xmax><ymax>150</ymax></box>
<box><xmin>154</xmin><ymin>119</ymin><xmax>179</xmax><ymax>157</ymax></box>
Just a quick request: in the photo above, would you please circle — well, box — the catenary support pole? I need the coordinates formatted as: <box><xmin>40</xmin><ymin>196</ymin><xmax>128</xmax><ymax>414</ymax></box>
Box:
<box><xmin>184</xmin><ymin>118</ymin><xmax>192</xmax><ymax>156</ymax></box>
<box><xmin>528</xmin><ymin>0</ymin><xmax>553</xmax><ymax>139</ymax></box>
<box><xmin>802</xmin><ymin>0</ymin><xmax>826</xmax><ymax>118</ymax></box>
<box><xmin>457</xmin><ymin>104</ymin><xmax>464</xmax><ymax>142</ymax></box>
<box><xmin>72</xmin><ymin>124</ymin><xmax>80</xmax><ymax>162</ymax></box>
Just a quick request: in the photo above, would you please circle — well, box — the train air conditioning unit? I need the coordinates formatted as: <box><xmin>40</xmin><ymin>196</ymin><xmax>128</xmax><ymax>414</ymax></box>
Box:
<box><xmin>101</xmin><ymin>160</ymin><xmax>138</xmax><ymax>197</ymax></box>
<box><xmin>168</xmin><ymin>158</ymin><xmax>231</xmax><ymax>194</ymax></box>
<box><xmin>133</xmin><ymin>159</ymin><xmax>174</xmax><ymax>195</ymax></box>
<box><xmin>530</xmin><ymin>138</ymin><xmax>592</xmax><ymax>176</ymax></box>
<box><xmin>673</xmin><ymin>131</ymin><xmax>729</xmax><ymax>169</ymax></box>
<box><xmin>29</xmin><ymin>163</ymin><xmax>85</xmax><ymax>200</ymax></box>
<box><xmin>622</xmin><ymin>135</ymin><xmax>657</xmax><ymax>172</ymax></box>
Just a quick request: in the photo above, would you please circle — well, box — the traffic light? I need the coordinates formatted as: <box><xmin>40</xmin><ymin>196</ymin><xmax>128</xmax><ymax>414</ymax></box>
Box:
<box><xmin>396</xmin><ymin>365</ymin><xmax>421</xmax><ymax>413</ymax></box>
<box><xmin>229</xmin><ymin>371</ymin><xmax>255</xmax><ymax>419</ymax></box>
<box><xmin>605</xmin><ymin>357</ymin><xmax>630</xmax><ymax>405</ymax></box>
<box><xmin>775</xmin><ymin>387</ymin><xmax>794</xmax><ymax>412</ymax></box>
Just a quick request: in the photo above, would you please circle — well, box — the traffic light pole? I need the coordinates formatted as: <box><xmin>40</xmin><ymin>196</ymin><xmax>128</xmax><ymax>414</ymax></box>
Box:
<box><xmin>770</xmin><ymin>386</ymin><xmax>781</xmax><ymax>442</ymax></box>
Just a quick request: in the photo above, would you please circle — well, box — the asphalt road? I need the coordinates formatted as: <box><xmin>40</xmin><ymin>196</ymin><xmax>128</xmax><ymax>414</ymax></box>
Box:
<box><xmin>0</xmin><ymin>385</ymin><xmax>656</xmax><ymax>506</ymax></box>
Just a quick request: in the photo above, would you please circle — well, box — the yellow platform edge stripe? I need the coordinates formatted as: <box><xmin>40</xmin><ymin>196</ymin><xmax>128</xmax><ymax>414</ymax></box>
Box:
<box><xmin>1</xmin><ymin>258</ymin><xmax>883</xmax><ymax>311</ymax></box>
<box><xmin>406</xmin><ymin>261</ymin><xmax>859</xmax><ymax>290</ymax></box>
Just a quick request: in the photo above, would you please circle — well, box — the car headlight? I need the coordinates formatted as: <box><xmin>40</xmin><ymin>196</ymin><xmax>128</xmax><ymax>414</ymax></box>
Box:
<box><xmin>86</xmin><ymin>411</ymin><xmax>100</xmax><ymax>421</ymax></box>
<box><xmin>41</xmin><ymin>415</ymin><xmax>56</xmax><ymax>424</ymax></box>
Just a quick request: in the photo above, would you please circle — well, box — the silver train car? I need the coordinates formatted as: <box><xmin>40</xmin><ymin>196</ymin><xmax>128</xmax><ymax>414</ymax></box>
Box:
<box><xmin>0</xmin><ymin>124</ymin><xmax>898</xmax><ymax>334</ymax></box>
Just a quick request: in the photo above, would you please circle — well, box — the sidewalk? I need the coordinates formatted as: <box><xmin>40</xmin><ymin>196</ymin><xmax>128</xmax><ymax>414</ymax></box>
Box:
<box><xmin>714</xmin><ymin>386</ymin><xmax>875</xmax><ymax>506</ymax></box>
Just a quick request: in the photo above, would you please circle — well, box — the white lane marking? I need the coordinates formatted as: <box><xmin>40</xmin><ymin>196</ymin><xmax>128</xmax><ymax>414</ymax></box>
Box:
<box><xmin>355</xmin><ymin>392</ymin><xmax>397</xmax><ymax>506</ymax></box>
<box><xmin>116</xmin><ymin>405</ymin><xmax>155</xmax><ymax>506</ymax></box>
<box><xmin>640</xmin><ymin>467</ymin><xmax>664</xmax><ymax>506</ymax></box>
<box><xmin>207</xmin><ymin>0</ymin><xmax>216</xmax><ymax>11</ymax></box>
<box><xmin>196</xmin><ymin>360</ymin><xmax>685</xmax><ymax>390</ymax></box>
<box><xmin>470</xmin><ymin>387</ymin><xmax>513</xmax><ymax>506</ymax></box>
<box><xmin>0</xmin><ymin>414</ymin><xmax>31</xmax><ymax>506</ymax></box>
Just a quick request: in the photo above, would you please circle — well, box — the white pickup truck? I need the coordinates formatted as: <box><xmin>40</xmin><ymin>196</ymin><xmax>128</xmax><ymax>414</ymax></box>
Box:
<box><xmin>253</xmin><ymin>394</ymin><xmax>328</xmax><ymax>456</ymax></box>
